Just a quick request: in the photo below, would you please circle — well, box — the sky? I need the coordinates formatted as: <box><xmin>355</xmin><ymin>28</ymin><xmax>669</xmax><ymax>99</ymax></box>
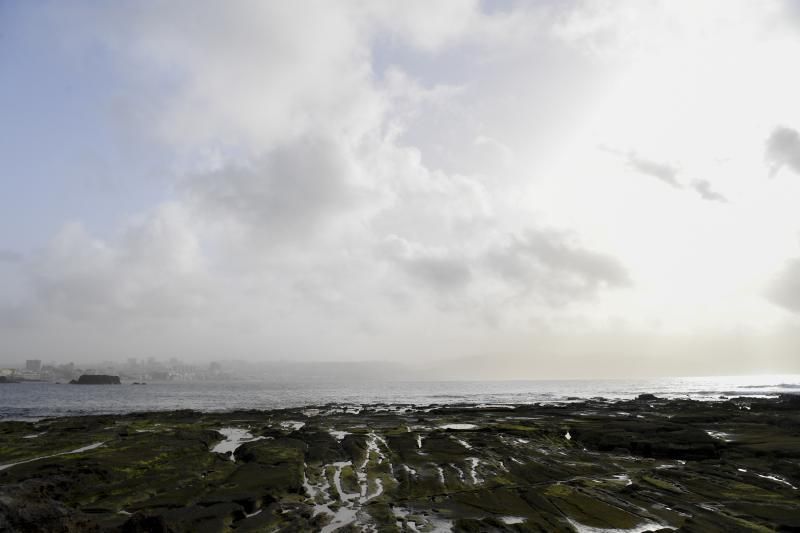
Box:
<box><xmin>2</xmin><ymin>0</ymin><xmax>800</xmax><ymax>378</ymax></box>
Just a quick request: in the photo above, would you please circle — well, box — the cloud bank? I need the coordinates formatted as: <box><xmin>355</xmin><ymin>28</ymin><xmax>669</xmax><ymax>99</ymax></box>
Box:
<box><xmin>2</xmin><ymin>0</ymin><xmax>800</xmax><ymax>375</ymax></box>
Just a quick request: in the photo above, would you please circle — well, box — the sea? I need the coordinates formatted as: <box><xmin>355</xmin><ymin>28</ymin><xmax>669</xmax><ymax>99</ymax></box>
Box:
<box><xmin>1</xmin><ymin>375</ymin><xmax>799</xmax><ymax>421</ymax></box>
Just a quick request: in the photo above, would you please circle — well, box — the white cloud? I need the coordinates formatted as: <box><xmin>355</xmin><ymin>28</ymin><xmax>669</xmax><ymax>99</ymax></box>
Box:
<box><xmin>28</xmin><ymin>204</ymin><xmax>206</xmax><ymax>321</ymax></box>
<box><xmin>4</xmin><ymin>0</ymin><xmax>800</xmax><ymax>373</ymax></box>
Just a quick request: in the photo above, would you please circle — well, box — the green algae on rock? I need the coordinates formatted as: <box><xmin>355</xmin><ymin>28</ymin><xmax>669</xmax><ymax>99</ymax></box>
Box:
<box><xmin>1</xmin><ymin>396</ymin><xmax>799</xmax><ymax>531</ymax></box>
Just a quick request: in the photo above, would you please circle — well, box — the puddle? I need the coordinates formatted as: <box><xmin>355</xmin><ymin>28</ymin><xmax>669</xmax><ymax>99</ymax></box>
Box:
<box><xmin>611</xmin><ymin>474</ymin><xmax>633</xmax><ymax>486</ymax></box>
<box><xmin>756</xmin><ymin>473</ymin><xmax>798</xmax><ymax>489</ymax></box>
<box><xmin>467</xmin><ymin>457</ymin><xmax>482</xmax><ymax>484</ymax></box>
<box><xmin>705</xmin><ymin>430</ymin><xmax>734</xmax><ymax>442</ymax></box>
<box><xmin>401</xmin><ymin>464</ymin><xmax>417</xmax><ymax>476</ymax></box>
<box><xmin>329</xmin><ymin>430</ymin><xmax>350</xmax><ymax>441</ymax></box>
<box><xmin>393</xmin><ymin>507</ymin><xmax>452</xmax><ymax>533</ymax></box>
<box><xmin>435</xmin><ymin>465</ymin><xmax>446</xmax><ymax>484</ymax></box>
<box><xmin>567</xmin><ymin>518</ymin><xmax>674</xmax><ymax>532</ymax></box>
<box><xmin>211</xmin><ymin>427</ymin><xmax>265</xmax><ymax>459</ymax></box>
<box><xmin>304</xmin><ymin>433</ymin><xmax>393</xmax><ymax>532</ymax></box>
<box><xmin>440</xmin><ymin>423</ymin><xmax>477</xmax><ymax>430</ymax></box>
<box><xmin>0</xmin><ymin>442</ymin><xmax>105</xmax><ymax>472</ymax></box>
<box><xmin>454</xmin><ymin>438</ymin><xmax>472</xmax><ymax>450</ymax></box>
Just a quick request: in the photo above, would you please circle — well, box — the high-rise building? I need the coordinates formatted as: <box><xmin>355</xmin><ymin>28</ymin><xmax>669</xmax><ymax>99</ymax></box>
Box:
<box><xmin>26</xmin><ymin>359</ymin><xmax>41</xmax><ymax>372</ymax></box>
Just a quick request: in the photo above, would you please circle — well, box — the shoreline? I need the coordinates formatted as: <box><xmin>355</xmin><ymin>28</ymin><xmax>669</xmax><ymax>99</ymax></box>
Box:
<box><xmin>2</xmin><ymin>395</ymin><xmax>799</xmax><ymax>531</ymax></box>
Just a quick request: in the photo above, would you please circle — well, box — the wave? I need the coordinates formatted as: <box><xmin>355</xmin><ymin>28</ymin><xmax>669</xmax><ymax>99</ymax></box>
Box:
<box><xmin>740</xmin><ymin>383</ymin><xmax>800</xmax><ymax>389</ymax></box>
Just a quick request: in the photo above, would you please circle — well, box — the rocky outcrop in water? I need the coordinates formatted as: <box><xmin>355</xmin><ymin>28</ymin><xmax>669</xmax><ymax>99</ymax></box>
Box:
<box><xmin>69</xmin><ymin>374</ymin><xmax>121</xmax><ymax>385</ymax></box>
<box><xmin>1</xmin><ymin>396</ymin><xmax>799</xmax><ymax>531</ymax></box>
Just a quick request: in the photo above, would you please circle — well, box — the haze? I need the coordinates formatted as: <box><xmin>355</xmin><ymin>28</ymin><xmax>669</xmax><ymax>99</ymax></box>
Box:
<box><xmin>2</xmin><ymin>1</ymin><xmax>800</xmax><ymax>379</ymax></box>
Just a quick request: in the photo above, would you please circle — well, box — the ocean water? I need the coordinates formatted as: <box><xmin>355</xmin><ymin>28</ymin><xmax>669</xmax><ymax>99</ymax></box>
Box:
<box><xmin>1</xmin><ymin>375</ymin><xmax>798</xmax><ymax>420</ymax></box>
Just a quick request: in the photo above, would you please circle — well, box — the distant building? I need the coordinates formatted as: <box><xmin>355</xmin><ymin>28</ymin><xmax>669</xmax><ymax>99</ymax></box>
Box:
<box><xmin>26</xmin><ymin>359</ymin><xmax>41</xmax><ymax>372</ymax></box>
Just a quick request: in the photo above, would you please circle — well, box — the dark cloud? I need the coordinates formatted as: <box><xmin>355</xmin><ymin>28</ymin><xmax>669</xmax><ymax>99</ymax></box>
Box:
<box><xmin>765</xmin><ymin>126</ymin><xmax>800</xmax><ymax>177</ymax></box>
<box><xmin>486</xmin><ymin>229</ymin><xmax>630</xmax><ymax>304</ymax></box>
<box><xmin>378</xmin><ymin>237</ymin><xmax>472</xmax><ymax>293</ymax></box>
<box><xmin>0</xmin><ymin>250</ymin><xmax>22</xmax><ymax>263</ymax></box>
<box><xmin>690</xmin><ymin>179</ymin><xmax>727</xmax><ymax>203</ymax></box>
<box><xmin>186</xmin><ymin>136</ymin><xmax>358</xmax><ymax>242</ymax></box>
<box><xmin>400</xmin><ymin>255</ymin><xmax>472</xmax><ymax>292</ymax></box>
<box><xmin>767</xmin><ymin>258</ymin><xmax>800</xmax><ymax>314</ymax></box>
<box><xmin>621</xmin><ymin>151</ymin><xmax>727</xmax><ymax>202</ymax></box>
<box><xmin>627</xmin><ymin>153</ymin><xmax>680</xmax><ymax>187</ymax></box>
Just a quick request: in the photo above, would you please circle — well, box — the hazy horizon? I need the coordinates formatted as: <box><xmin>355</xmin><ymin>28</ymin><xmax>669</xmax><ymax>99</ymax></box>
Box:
<box><xmin>3</xmin><ymin>1</ymin><xmax>800</xmax><ymax>378</ymax></box>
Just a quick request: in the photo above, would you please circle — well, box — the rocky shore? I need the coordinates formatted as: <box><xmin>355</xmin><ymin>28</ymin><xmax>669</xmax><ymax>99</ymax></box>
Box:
<box><xmin>1</xmin><ymin>394</ymin><xmax>799</xmax><ymax>532</ymax></box>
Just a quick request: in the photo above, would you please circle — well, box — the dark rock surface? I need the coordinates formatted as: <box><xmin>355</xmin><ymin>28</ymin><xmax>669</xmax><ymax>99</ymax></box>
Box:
<box><xmin>1</xmin><ymin>396</ymin><xmax>799</xmax><ymax>531</ymax></box>
<box><xmin>70</xmin><ymin>375</ymin><xmax>121</xmax><ymax>385</ymax></box>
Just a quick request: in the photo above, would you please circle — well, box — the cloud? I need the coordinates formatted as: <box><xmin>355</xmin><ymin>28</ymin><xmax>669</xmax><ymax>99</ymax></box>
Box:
<box><xmin>473</xmin><ymin>135</ymin><xmax>514</xmax><ymax>167</ymax></box>
<box><xmin>626</xmin><ymin>152</ymin><xmax>680</xmax><ymax>187</ymax></box>
<box><xmin>377</xmin><ymin>235</ymin><xmax>472</xmax><ymax>293</ymax></box>
<box><xmin>765</xmin><ymin>126</ymin><xmax>800</xmax><ymax>177</ymax></box>
<box><xmin>185</xmin><ymin>136</ymin><xmax>361</xmax><ymax>244</ymax></box>
<box><xmin>621</xmin><ymin>151</ymin><xmax>728</xmax><ymax>202</ymax></box>
<box><xmin>9</xmin><ymin>0</ymin><xmax>796</xmax><ymax>371</ymax></box>
<box><xmin>486</xmin><ymin>229</ymin><xmax>630</xmax><ymax>304</ymax></box>
<box><xmin>767</xmin><ymin>258</ymin><xmax>800</xmax><ymax>314</ymax></box>
<box><xmin>689</xmin><ymin>179</ymin><xmax>727</xmax><ymax>203</ymax></box>
<box><xmin>364</xmin><ymin>1</ymin><xmax>482</xmax><ymax>51</ymax></box>
<box><xmin>0</xmin><ymin>250</ymin><xmax>22</xmax><ymax>263</ymax></box>
<box><xmin>28</xmin><ymin>204</ymin><xmax>207</xmax><ymax>321</ymax></box>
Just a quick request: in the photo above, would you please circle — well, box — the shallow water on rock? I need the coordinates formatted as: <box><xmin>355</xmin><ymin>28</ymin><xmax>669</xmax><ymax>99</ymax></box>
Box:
<box><xmin>0</xmin><ymin>441</ymin><xmax>104</xmax><ymax>471</ymax></box>
<box><xmin>567</xmin><ymin>518</ymin><xmax>675</xmax><ymax>533</ymax></box>
<box><xmin>440</xmin><ymin>423</ymin><xmax>477</xmax><ymax>430</ymax></box>
<box><xmin>210</xmin><ymin>427</ymin><xmax>264</xmax><ymax>458</ymax></box>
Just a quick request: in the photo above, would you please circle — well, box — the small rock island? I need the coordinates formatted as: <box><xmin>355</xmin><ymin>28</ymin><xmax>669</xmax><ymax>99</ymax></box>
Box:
<box><xmin>69</xmin><ymin>374</ymin><xmax>121</xmax><ymax>385</ymax></box>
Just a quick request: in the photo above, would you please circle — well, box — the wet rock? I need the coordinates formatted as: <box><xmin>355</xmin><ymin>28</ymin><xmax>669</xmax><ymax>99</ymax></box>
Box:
<box><xmin>2</xmin><ymin>397</ymin><xmax>800</xmax><ymax>531</ymax></box>
<box><xmin>119</xmin><ymin>513</ymin><xmax>173</xmax><ymax>533</ymax></box>
<box><xmin>69</xmin><ymin>375</ymin><xmax>121</xmax><ymax>385</ymax></box>
<box><xmin>0</xmin><ymin>485</ymin><xmax>97</xmax><ymax>532</ymax></box>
